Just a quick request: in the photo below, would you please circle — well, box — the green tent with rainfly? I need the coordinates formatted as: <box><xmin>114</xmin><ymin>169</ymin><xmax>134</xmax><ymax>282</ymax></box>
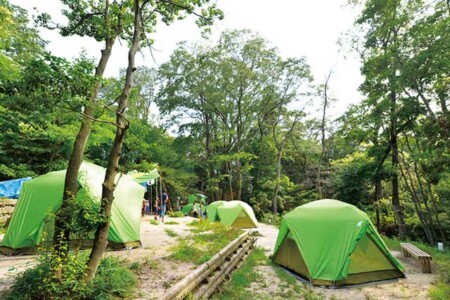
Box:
<box><xmin>272</xmin><ymin>199</ymin><xmax>405</xmax><ymax>287</ymax></box>
<box><xmin>1</xmin><ymin>162</ymin><xmax>145</xmax><ymax>254</ymax></box>
<box><xmin>206</xmin><ymin>200</ymin><xmax>258</xmax><ymax>228</ymax></box>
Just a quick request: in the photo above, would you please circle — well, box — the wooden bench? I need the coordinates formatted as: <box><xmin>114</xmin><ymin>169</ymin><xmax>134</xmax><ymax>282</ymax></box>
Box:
<box><xmin>400</xmin><ymin>243</ymin><xmax>432</xmax><ymax>273</ymax></box>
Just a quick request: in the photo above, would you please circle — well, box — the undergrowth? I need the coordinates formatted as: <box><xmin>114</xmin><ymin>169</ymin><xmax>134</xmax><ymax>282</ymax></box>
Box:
<box><xmin>165</xmin><ymin>228</ymin><xmax>178</xmax><ymax>237</ymax></box>
<box><xmin>6</xmin><ymin>253</ymin><xmax>137</xmax><ymax>300</ymax></box>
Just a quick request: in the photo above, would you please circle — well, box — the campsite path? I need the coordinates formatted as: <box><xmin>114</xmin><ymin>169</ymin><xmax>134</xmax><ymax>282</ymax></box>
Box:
<box><xmin>250</xmin><ymin>222</ymin><xmax>279</xmax><ymax>255</ymax></box>
<box><xmin>0</xmin><ymin>254</ymin><xmax>37</xmax><ymax>296</ymax></box>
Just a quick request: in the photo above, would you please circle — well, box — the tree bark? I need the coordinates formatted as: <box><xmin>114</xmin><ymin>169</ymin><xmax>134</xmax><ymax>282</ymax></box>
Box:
<box><xmin>398</xmin><ymin>161</ymin><xmax>434</xmax><ymax>244</ymax></box>
<box><xmin>390</xmin><ymin>89</ymin><xmax>406</xmax><ymax>240</ymax></box>
<box><xmin>374</xmin><ymin>178</ymin><xmax>382</xmax><ymax>230</ymax></box>
<box><xmin>83</xmin><ymin>0</ymin><xmax>142</xmax><ymax>282</ymax></box>
<box><xmin>236</xmin><ymin>83</ymin><xmax>243</xmax><ymax>200</ymax></box>
<box><xmin>53</xmin><ymin>33</ymin><xmax>115</xmax><ymax>274</ymax></box>
<box><xmin>272</xmin><ymin>150</ymin><xmax>282</xmax><ymax>214</ymax></box>
<box><xmin>271</xmin><ymin>114</ymin><xmax>299</xmax><ymax>214</ymax></box>
<box><xmin>317</xmin><ymin>69</ymin><xmax>333</xmax><ymax>198</ymax></box>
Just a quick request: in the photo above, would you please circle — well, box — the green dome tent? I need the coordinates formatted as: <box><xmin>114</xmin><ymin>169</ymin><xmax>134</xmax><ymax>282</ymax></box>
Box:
<box><xmin>206</xmin><ymin>200</ymin><xmax>226</xmax><ymax>222</ymax></box>
<box><xmin>272</xmin><ymin>199</ymin><xmax>405</xmax><ymax>287</ymax></box>
<box><xmin>181</xmin><ymin>193</ymin><xmax>207</xmax><ymax>216</ymax></box>
<box><xmin>181</xmin><ymin>202</ymin><xmax>205</xmax><ymax>217</ymax></box>
<box><xmin>206</xmin><ymin>200</ymin><xmax>258</xmax><ymax>228</ymax></box>
<box><xmin>1</xmin><ymin>162</ymin><xmax>145</xmax><ymax>254</ymax></box>
<box><xmin>187</xmin><ymin>193</ymin><xmax>207</xmax><ymax>205</ymax></box>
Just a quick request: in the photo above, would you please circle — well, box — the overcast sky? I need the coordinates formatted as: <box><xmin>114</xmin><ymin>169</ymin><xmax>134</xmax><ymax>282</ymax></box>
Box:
<box><xmin>11</xmin><ymin>0</ymin><xmax>364</xmax><ymax>118</ymax></box>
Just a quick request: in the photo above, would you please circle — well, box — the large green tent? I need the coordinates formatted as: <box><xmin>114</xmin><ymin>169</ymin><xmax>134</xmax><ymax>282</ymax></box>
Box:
<box><xmin>1</xmin><ymin>162</ymin><xmax>145</xmax><ymax>254</ymax></box>
<box><xmin>272</xmin><ymin>199</ymin><xmax>405</xmax><ymax>286</ymax></box>
<box><xmin>206</xmin><ymin>200</ymin><xmax>258</xmax><ymax>228</ymax></box>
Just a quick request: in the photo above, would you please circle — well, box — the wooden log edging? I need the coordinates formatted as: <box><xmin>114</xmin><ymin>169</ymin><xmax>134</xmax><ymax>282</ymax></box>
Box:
<box><xmin>194</xmin><ymin>236</ymin><xmax>255</xmax><ymax>299</ymax></box>
<box><xmin>161</xmin><ymin>231</ymin><xmax>255</xmax><ymax>300</ymax></box>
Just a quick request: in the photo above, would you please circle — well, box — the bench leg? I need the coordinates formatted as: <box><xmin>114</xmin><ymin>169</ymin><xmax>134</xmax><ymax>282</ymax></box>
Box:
<box><xmin>402</xmin><ymin>248</ymin><xmax>411</xmax><ymax>257</ymax></box>
<box><xmin>420</xmin><ymin>258</ymin><xmax>432</xmax><ymax>273</ymax></box>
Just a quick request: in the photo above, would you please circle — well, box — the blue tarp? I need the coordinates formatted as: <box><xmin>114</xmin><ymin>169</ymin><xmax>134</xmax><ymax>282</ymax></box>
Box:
<box><xmin>0</xmin><ymin>177</ymin><xmax>32</xmax><ymax>199</ymax></box>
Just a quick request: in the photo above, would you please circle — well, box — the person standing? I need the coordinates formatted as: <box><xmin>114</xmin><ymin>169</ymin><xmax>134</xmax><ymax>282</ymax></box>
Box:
<box><xmin>154</xmin><ymin>197</ymin><xmax>160</xmax><ymax>220</ymax></box>
<box><xmin>160</xmin><ymin>191</ymin><xmax>169</xmax><ymax>223</ymax></box>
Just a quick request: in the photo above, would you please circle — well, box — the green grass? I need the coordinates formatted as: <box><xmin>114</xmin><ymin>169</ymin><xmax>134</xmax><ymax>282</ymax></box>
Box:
<box><xmin>212</xmin><ymin>248</ymin><xmax>322</xmax><ymax>300</ymax></box>
<box><xmin>143</xmin><ymin>257</ymin><xmax>159</xmax><ymax>269</ymax></box>
<box><xmin>212</xmin><ymin>248</ymin><xmax>267</xmax><ymax>300</ymax></box>
<box><xmin>129</xmin><ymin>261</ymin><xmax>142</xmax><ymax>273</ymax></box>
<box><xmin>168</xmin><ymin>211</ymin><xmax>185</xmax><ymax>218</ymax></box>
<box><xmin>169</xmin><ymin>219</ymin><xmax>241</xmax><ymax>265</ymax></box>
<box><xmin>165</xmin><ymin>228</ymin><xmax>178</xmax><ymax>237</ymax></box>
<box><xmin>149</xmin><ymin>219</ymin><xmax>159</xmax><ymax>225</ymax></box>
<box><xmin>384</xmin><ymin>236</ymin><xmax>450</xmax><ymax>300</ymax></box>
<box><xmin>164</xmin><ymin>221</ymin><xmax>179</xmax><ymax>225</ymax></box>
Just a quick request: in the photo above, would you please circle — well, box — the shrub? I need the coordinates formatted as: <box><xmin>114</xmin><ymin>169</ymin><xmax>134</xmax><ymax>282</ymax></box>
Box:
<box><xmin>6</xmin><ymin>253</ymin><xmax>137</xmax><ymax>300</ymax></box>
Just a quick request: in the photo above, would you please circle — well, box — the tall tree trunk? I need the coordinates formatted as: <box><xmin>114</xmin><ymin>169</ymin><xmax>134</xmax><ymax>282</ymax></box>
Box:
<box><xmin>374</xmin><ymin>177</ymin><xmax>382</xmax><ymax>230</ymax></box>
<box><xmin>84</xmin><ymin>0</ymin><xmax>142</xmax><ymax>282</ymax></box>
<box><xmin>204</xmin><ymin>112</ymin><xmax>214</xmax><ymax>201</ymax></box>
<box><xmin>390</xmin><ymin>90</ymin><xmax>406</xmax><ymax>240</ymax></box>
<box><xmin>271</xmin><ymin>114</ymin><xmax>299</xmax><ymax>214</ymax></box>
<box><xmin>236</xmin><ymin>86</ymin><xmax>243</xmax><ymax>200</ymax></box>
<box><xmin>253</xmin><ymin>120</ymin><xmax>265</xmax><ymax>195</ymax></box>
<box><xmin>317</xmin><ymin>69</ymin><xmax>333</xmax><ymax>198</ymax></box>
<box><xmin>272</xmin><ymin>150</ymin><xmax>282</xmax><ymax>214</ymax></box>
<box><xmin>399</xmin><ymin>161</ymin><xmax>434</xmax><ymax>244</ymax></box>
<box><xmin>426</xmin><ymin>182</ymin><xmax>447</xmax><ymax>243</ymax></box>
<box><xmin>226</xmin><ymin>161</ymin><xmax>234</xmax><ymax>200</ymax></box>
<box><xmin>52</xmin><ymin>35</ymin><xmax>115</xmax><ymax>275</ymax></box>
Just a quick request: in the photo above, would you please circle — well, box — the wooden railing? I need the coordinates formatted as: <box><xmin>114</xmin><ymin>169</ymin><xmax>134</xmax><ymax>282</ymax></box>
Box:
<box><xmin>161</xmin><ymin>231</ymin><xmax>256</xmax><ymax>300</ymax></box>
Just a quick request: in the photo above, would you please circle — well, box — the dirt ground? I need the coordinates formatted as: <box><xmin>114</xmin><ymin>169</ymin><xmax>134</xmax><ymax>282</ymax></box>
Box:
<box><xmin>0</xmin><ymin>217</ymin><xmax>438</xmax><ymax>299</ymax></box>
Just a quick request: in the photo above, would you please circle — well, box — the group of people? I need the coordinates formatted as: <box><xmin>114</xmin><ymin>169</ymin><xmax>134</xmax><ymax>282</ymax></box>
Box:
<box><xmin>143</xmin><ymin>190</ymin><xmax>169</xmax><ymax>223</ymax></box>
